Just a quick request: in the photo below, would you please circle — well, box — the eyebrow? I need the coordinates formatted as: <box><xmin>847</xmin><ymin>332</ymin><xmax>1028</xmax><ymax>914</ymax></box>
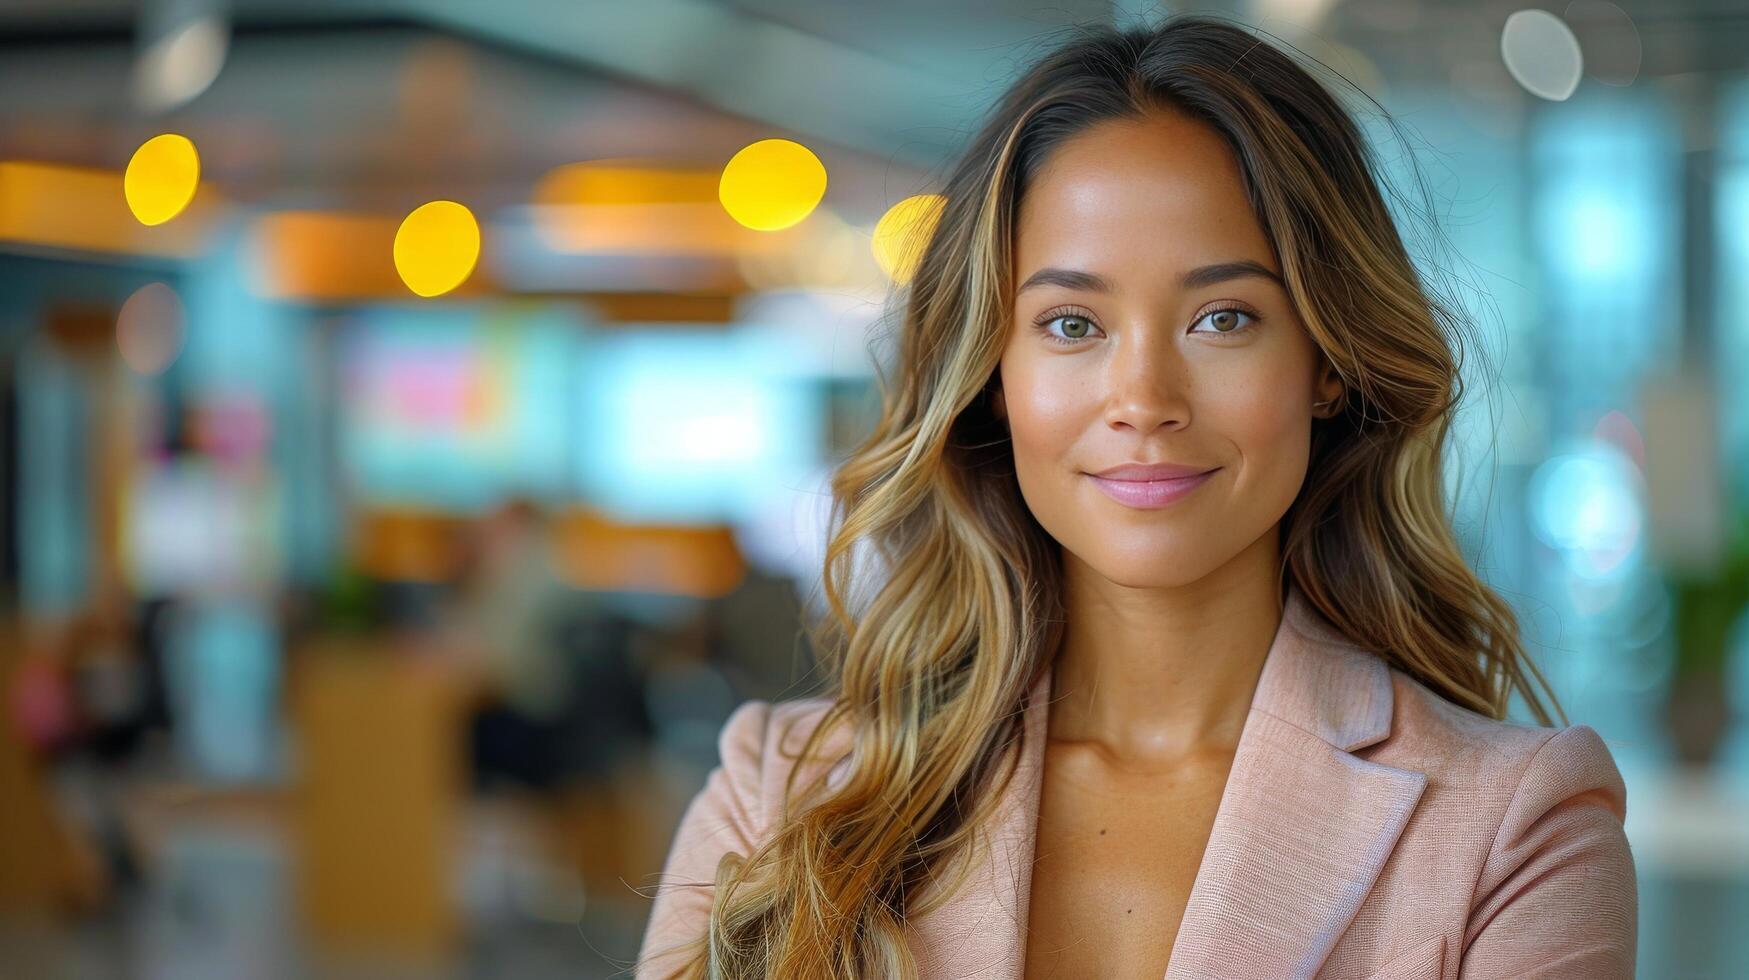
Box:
<box><xmin>1016</xmin><ymin>259</ymin><xmax>1283</xmax><ymax>295</ymax></box>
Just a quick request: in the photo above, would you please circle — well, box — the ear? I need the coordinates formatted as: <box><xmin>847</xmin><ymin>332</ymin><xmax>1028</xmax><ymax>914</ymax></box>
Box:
<box><xmin>1313</xmin><ymin>357</ymin><xmax>1344</xmax><ymax>418</ymax></box>
<box><xmin>988</xmin><ymin>383</ymin><xmax>1007</xmax><ymax>424</ymax></box>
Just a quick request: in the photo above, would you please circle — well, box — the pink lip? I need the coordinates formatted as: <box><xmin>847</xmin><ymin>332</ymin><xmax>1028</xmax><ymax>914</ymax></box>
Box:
<box><xmin>1091</xmin><ymin>462</ymin><xmax>1215</xmax><ymax>481</ymax></box>
<box><xmin>1086</xmin><ymin>468</ymin><xmax>1218</xmax><ymax>509</ymax></box>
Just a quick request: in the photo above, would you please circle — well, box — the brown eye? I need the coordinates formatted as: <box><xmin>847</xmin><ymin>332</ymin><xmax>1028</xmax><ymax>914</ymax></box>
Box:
<box><xmin>1189</xmin><ymin>306</ymin><xmax>1261</xmax><ymax>336</ymax></box>
<box><xmin>1032</xmin><ymin>310</ymin><xmax>1103</xmax><ymax>346</ymax></box>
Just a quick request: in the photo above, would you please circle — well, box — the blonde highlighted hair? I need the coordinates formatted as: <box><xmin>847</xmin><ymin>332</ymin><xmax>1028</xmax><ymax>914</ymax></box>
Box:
<box><xmin>639</xmin><ymin>12</ymin><xmax>1562</xmax><ymax>978</ymax></box>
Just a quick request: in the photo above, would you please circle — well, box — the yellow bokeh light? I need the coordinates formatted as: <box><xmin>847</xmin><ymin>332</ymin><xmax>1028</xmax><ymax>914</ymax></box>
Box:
<box><xmin>718</xmin><ymin>139</ymin><xmax>827</xmax><ymax>231</ymax></box>
<box><xmin>124</xmin><ymin>133</ymin><xmax>200</xmax><ymax>226</ymax></box>
<box><xmin>872</xmin><ymin>194</ymin><xmax>945</xmax><ymax>284</ymax></box>
<box><xmin>393</xmin><ymin>200</ymin><xmax>480</xmax><ymax>297</ymax></box>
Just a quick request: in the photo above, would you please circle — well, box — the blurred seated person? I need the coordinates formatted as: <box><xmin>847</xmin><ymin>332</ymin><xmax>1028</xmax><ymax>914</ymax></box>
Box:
<box><xmin>438</xmin><ymin>496</ymin><xmax>576</xmax><ymax>792</ymax></box>
<box><xmin>435</xmin><ymin>498</ymin><xmax>663</xmax><ymax>911</ymax></box>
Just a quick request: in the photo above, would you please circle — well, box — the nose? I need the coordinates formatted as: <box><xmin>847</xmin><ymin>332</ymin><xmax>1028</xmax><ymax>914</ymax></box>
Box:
<box><xmin>1101</xmin><ymin>327</ymin><xmax>1190</xmax><ymax>434</ymax></box>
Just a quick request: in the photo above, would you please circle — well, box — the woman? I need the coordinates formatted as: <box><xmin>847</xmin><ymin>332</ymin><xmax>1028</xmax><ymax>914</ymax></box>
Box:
<box><xmin>637</xmin><ymin>14</ymin><xmax>1636</xmax><ymax>979</ymax></box>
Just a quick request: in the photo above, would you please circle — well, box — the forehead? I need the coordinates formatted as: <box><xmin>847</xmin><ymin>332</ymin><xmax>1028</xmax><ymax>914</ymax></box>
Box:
<box><xmin>1013</xmin><ymin>111</ymin><xmax>1278</xmax><ymax>285</ymax></box>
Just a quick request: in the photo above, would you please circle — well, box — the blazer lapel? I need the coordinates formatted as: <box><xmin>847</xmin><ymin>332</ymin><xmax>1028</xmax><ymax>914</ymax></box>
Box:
<box><xmin>906</xmin><ymin>583</ymin><xmax>1427</xmax><ymax>980</ymax></box>
<box><xmin>1162</xmin><ymin>584</ymin><xmax>1428</xmax><ymax>979</ymax></box>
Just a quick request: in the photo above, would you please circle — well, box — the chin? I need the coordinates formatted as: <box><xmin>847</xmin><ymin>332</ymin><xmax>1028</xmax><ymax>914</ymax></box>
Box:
<box><xmin>1079</xmin><ymin>546</ymin><xmax>1220</xmax><ymax>590</ymax></box>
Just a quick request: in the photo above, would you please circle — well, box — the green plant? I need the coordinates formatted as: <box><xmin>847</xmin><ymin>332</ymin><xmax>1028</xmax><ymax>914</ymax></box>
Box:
<box><xmin>1666</xmin><ymin>507</ymin><xmax>1749</xmax><ymax>680</ymax></box>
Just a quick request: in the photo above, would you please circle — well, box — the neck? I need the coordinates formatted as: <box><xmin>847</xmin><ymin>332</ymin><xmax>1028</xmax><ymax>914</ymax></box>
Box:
<box><xmin>1047</xmin><ymin>531</ymin><xmax>1285</xmax><ymax>764</ymax></box>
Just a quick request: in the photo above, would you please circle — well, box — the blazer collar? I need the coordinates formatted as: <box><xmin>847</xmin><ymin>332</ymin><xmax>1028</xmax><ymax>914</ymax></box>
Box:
<box><xmin>906</xmin><ymin>581</ymin><xmax>1429</xmax><ymax>980</ymax></box>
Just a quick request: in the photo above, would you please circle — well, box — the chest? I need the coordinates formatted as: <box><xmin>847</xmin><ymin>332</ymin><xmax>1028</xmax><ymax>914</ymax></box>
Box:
<box><xmin>1022</xmin><ymin>747</ymin><xmax>1234</xmax><ymax>980</ymax></box>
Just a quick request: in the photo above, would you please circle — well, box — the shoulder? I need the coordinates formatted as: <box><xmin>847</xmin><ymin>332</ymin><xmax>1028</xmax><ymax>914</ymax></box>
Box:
<box><xmin>638</xmin><ymin>695</ymin><xmax>842</xmax><ymax>976</ymax></box>
<box><xmin>1380</xmin><ymin>668</ymin><xmax>1636</xmax><ymax>972</ymax></box>
<box><xmin>706</xmin><ymin>695</ymin><xmax>847</xmax><ymax>841</ymax></box>
<box><xmin>1379</xmin><ymin>670</ymin><xmax>1638</xmax><ymax>973</ymax></box>
<box><xmin>1383</xmin><ymin>667</ymin><xmax>1635</xmax><ymax>926</ymax></box>
<box><xmin>1382</xmin><ymin>665</ymin><xmax>1627</xmax><ymax>811</ymax></box>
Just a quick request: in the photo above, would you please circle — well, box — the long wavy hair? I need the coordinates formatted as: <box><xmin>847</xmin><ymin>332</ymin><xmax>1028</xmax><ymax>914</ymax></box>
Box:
<box><xmin>640</xmin><ymin>12</ymin><xmax>1564</xmax><ymax>978</ymax></box>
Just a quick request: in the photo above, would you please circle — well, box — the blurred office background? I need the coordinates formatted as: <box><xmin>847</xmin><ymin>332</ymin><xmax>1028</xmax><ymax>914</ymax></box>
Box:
<box><xmin>0</xmin><ymin>1</ymin><xmax>1744</xmax><ymax>977</ymax></box>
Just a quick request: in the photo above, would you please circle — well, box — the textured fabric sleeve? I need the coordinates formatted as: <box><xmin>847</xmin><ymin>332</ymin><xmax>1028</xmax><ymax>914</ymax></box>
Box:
<box><xmin>1459</xmin><ymin>723</ymin><xmax>1637</xmax><ymax>979</ymax></box>
<box><xmin>635</xmin><ymin>699</ymin><xmax>772</xmax><ymax>980</ymax></box>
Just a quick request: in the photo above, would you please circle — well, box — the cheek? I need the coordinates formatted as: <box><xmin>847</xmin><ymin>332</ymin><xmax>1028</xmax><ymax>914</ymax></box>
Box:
<box><xmin>1001</xmin><ymin>359</ymin><xmax>1085</xmax><ymax>467</ymax></box>
<box><xmin>1223</xmin><ymin>383</ymin><xmax>1300</xmax><ymax>449</ymax></box>
<box><xmin>1213</xmin><ymin>371</ymin><xmax>1313</xmax><ymax>504</ymax></box>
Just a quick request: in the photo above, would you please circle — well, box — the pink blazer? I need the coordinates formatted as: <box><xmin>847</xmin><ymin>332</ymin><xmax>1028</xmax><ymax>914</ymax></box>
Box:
<box><xmin>638</xmin><ymin>583</ymin><xmax>1637</xmax><ymax>978</ymax></box>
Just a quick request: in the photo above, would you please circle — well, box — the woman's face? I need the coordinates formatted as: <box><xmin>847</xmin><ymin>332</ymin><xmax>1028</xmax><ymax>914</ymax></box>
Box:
<box><xmin>994</xmin><ymin>109</ymin><xmax>1343</xmax><ymax>589</ymax></box>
